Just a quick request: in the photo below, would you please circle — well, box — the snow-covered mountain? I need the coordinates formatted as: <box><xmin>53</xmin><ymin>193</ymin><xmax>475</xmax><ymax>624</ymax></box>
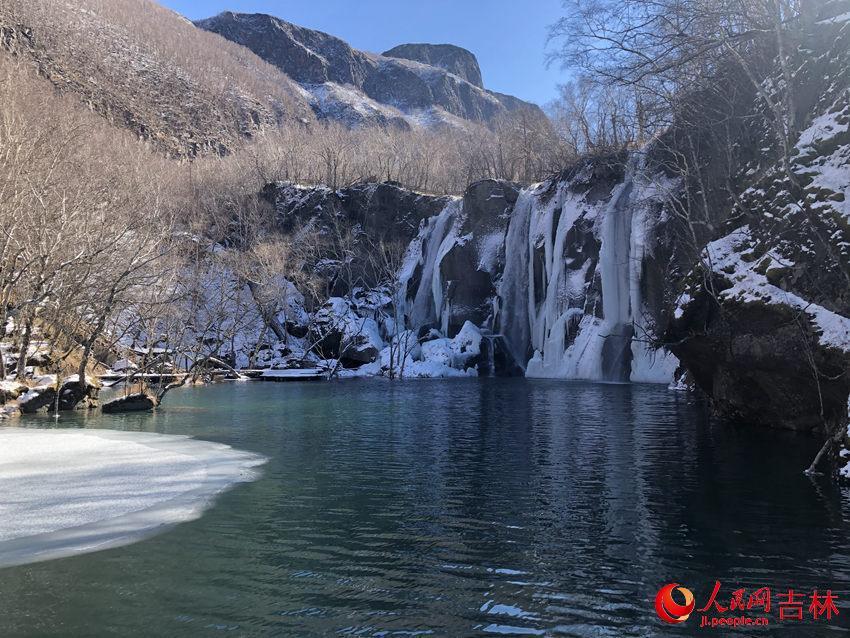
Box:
<box><xmin>196</xmin><ymin>11</ymin><xmax>550</xmax><ymax>131</ymax></box>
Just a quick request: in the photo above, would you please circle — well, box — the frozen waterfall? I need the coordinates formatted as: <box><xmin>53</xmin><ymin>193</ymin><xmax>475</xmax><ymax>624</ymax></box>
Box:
<box><xmin>394</xmin><ymin>154</ymin><xmax>678</xmax><ymax>383</ymax></box>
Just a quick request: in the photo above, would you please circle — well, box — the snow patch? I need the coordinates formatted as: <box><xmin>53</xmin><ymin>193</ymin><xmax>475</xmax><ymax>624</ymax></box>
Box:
<box><xmin>706</xmin><ymin>227</ymin><xmax>850</xmax><ymax>353</ymax></box>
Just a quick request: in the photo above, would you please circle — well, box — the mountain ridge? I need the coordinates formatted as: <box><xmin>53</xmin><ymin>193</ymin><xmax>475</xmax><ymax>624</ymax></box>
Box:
<box><xmin>195</xmin><ymin>11</ymin><xmax>550</xmax><ymax>131</ymax></box>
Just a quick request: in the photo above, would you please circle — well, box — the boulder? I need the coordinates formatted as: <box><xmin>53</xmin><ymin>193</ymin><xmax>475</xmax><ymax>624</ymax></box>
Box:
<box><xmin>0</xmin><ymin>380</ymin><xmax>27</xmax><ymax>402</ymax></box>
<box><xmin>420</xmin><ymin>321</ymin><xmax>483</xmax><ymax>370</ymax></box>
<box><xmin>58</xmin><ymin>375</ymin><xmax>100</xmax><ymax>411</ymax></box>
<box><xmin>17</xmin><ymin>375</ymin><xmax>100</xmax><ymax>413</ymax></box>
<box><xmin>18</xmin><ymin>384</ymin><xmax>56</xmax><ymax>413</ymax></box>
<box><xmin>102</xmin><ymin>392</ymin><xmax>158</xmax><ymax>413</ymax></box>
<box><xmin>311</xmin><ymin>297</ymin><xmax>384</xmax><ymax>366</ymax></box>
<box><xmin>341</xmin><ymin>317</ymin><xmax>383</xmax><ymax>365</ymax></box>
<box><xmin>311</xmin><ymin>297</ymin><xmax>353</xmax><ymax>358</ymax></box>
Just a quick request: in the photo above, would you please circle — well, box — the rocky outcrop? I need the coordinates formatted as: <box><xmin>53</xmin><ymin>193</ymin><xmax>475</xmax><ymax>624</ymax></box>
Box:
<box><xmin>18</xmin><ymin>375</ymin><xmax>100</xmax><ymax>413</ymax></box>
<box><xmin>196</xmin><ymin>12</ymin><xmax>549</xmax><ymax>130</ymax></box>
<box><xmin>18</xmin><ymin>383</ymin><xmax>55</xmax><ymax>413</ymax></box>
<box><xmin>59</xmin><ymin>376</ymin><xmax>100</xmax><ymax>411</ymax></box>
<box><xmin>663</xmin><ymin>9</ymin><xmax>850</xmax><ymax>467</ymax></box>
<box><xmin>311</xmin><ymin>297</ymin><xmax>383</xmax><ymax>366</ymax></box>
<box><xmin>382</xmin><ymin>43</ymin><xmax>483</xmax><ymax>88</ymax></box>
<box><xmin>267</xmin><ymin>181</ymin><xmax>450</xmax><ymax>245</ymax></box>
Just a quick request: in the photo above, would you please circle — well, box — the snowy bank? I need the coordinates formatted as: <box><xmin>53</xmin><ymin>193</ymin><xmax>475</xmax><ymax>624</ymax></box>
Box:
<box><xmin>0</xmin><ymin>428</ymin><xmax>266</xmax><ymax>568</ymax></box>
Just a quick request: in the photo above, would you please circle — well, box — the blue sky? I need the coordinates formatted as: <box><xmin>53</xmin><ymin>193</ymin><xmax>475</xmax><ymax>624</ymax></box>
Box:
<box><xmin>158</xmin><ymin>0</ymin><xmax>569</xmax><ymax>106</ymax></box>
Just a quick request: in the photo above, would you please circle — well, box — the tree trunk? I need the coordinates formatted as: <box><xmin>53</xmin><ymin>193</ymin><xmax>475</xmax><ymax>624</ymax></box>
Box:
<box><xmin>246</xmin><ymin>280</ymin><xmax>287</xmax><ymax>341</ymax></box>
<box><xmin>78</xmin><ymin>341</ymin><xmax>93</xmax><ymax>394</ymax></box>
<box><xmin>15</xmin><ymin>319</ymin><xmax>32</xmax><ymax>379</ymax></box>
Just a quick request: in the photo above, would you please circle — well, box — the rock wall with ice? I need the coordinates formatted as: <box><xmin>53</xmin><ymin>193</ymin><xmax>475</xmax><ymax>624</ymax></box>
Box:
<box><xmin>395</xmin><ymin>159</ymin><xmax>679</xmax><ymax>383</ymax></box>
<box><xmin>665</xmin><ymin>9</ymin><xmax>850</xmax><ymax>443</ymax></box>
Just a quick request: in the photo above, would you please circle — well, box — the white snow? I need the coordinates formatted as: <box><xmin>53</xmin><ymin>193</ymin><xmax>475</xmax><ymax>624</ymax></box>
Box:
<box><xmin>794</xmin><ymin>98</ymin><xmax>850</xmax><ymax>221</ymax></box>
<box><xmin>110</xmin><ymin>358</ymin><xmax>137</xmax><ymax>372</ymax></box>
<box><xmin>706</xmin><ymin>227</ymin><xmax>850</xmax><ymax>353</ymax></box>
<box><xmin>261</xmin><ymin>368</ymin><xmax>324</xmax><ymax>379</ymax></box>
<box><xmin>301</xmin><ymin>82</ymin><xmax>477</xmax><ymax>132</ymax></box>
<box><xmin>0</xmin><ymin>380</ymin><xmax>25</xmax><ymax>397</ymax></box>
<box><xmin>817</xmin><ymin>11</ymin><xmax>850</xmax><ymax>25</ymax></box>
<box><xmin>0</xmin><ymin>428</ymin><xmax>266</xmax><ymax>568</ymax></box>
<box><xmin>343</xmin><ymin>320</ymin><xmax>483</xmax><ymax>379</ymax></box>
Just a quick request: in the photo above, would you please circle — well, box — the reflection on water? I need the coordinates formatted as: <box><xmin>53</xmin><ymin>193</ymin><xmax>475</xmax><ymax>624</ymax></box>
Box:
<box><xmin>1</xmin><ymin>379</ymin><xmax>848</xmax><ymax>636</ymax></box>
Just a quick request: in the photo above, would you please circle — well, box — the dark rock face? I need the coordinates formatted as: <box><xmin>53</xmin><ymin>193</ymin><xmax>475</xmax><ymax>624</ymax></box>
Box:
<box><xmin>267</xmin><ymin>181</ymin><xmax>451</xmax><ymax>245</ymax></box>
<box><xmin>438</xmin><ymin>180</ymin><xmax>519</xmax><ymax>335</ymax></box>
<box><xmin>669</xmin><ymin>282</ymin><xmax>850</xmax><ymax>433</ymax></box>
<box><xmin>266</xmin><ymin>181</ymin><xmax>451</xmax><ymax>299</ymax></box>
<box><xmin>665</xmin><ymin>14</ymin><xmax>850</xmax><ymax>446</ymax></box>
<box><xmin>382</xmin><ymin>43</ymin><xmax>483</xmax><ymax>88</ymax></box>
<box><xmin>196</xmin><ymin>12</ymin><xmax>549</xmax><ymax>129</ymax></box>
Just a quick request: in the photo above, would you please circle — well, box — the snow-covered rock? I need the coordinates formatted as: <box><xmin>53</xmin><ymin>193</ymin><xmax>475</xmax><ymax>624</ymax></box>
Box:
<box><xmin>0</xmin><ymin>380</ymin><xmax>27</xmax><ymax>402</ymax></box>
<box><xmin>110</xmin><ymin>358</ymin><xmax>138</xmax><ymax>372</ymax></box>
<box><xmin>312</xmin><ymin>297</ymin><xmax>384</xmax><ymax>366</ymax></box>
<box><xmin>18</xmin><ymin>383</ymin><xmax>56</xmax><ymax>414</ymax></box>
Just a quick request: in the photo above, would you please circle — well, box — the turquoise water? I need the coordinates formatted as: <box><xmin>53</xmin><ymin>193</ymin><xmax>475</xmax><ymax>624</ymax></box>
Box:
<box><xmin>1</xmin><ymin>379</ymin><xmax>849</xmax><ymax>636</ymax></box>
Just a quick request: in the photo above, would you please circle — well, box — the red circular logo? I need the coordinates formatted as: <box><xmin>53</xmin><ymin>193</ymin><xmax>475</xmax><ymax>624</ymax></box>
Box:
<box><xmin>655</xmin><ymin>583</ymin><xmax>695</xmax><ymax>624</ymax></box>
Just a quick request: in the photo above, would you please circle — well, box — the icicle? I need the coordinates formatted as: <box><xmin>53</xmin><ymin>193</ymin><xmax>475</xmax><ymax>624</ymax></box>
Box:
<box><xmin>495</xmin><ymin>189</ymin><xmax>535</xmax><ymax>368</ymax></box>
<box><xmin>397</xmin><ymin>198</ymin><xmax>462</xmax><ymax>332</ymax></box>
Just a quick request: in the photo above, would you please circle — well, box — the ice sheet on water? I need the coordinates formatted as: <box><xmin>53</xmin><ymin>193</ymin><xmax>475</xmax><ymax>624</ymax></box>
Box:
<box><xmin>0</xmin><ymin>428</ymin><xmax>266</xmax><ymax>568</ymax></box>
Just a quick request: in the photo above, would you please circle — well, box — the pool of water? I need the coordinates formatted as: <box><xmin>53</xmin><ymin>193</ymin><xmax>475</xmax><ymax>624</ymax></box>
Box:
<box><xmin>1</xmin><ymin>378</ymin><xmax>848</xmax><ymax>636</ymax></box>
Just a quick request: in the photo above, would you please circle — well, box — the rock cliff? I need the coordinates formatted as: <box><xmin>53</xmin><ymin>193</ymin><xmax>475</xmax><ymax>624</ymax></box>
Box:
<box><xmin>382</xmin><ymin>43</ymin><xmax>484</xmax><ymax>88</ymax></box>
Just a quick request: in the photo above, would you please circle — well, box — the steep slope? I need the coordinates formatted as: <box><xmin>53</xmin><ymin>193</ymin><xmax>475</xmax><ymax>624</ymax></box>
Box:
<box><xmin>0</xmin><ymin>0</ymin><xmax>314</xmax><ymax>157</ymax></box>
<box><xmin>195</xmin><ymin>12</ymin><xmax>549</xmax><ymax>131</ymax></box>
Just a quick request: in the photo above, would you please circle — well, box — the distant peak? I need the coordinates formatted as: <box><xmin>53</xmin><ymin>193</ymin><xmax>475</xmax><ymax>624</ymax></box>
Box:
<box><xmin>382</xmin><ymin>43</ymin><xmax>483</xmax><ymax>88</ymax></box>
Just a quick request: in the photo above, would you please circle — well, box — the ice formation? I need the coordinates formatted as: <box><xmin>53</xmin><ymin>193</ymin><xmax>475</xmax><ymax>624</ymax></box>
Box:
<box><xmin>396</xmin><ymin>155</ymin><xmax>679</xmax><ymax>383</ymax></box>
<box><xmin>0</xmin><ymin>428</ymin><xmax>266</xmax><ymax>568</ymax></box>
